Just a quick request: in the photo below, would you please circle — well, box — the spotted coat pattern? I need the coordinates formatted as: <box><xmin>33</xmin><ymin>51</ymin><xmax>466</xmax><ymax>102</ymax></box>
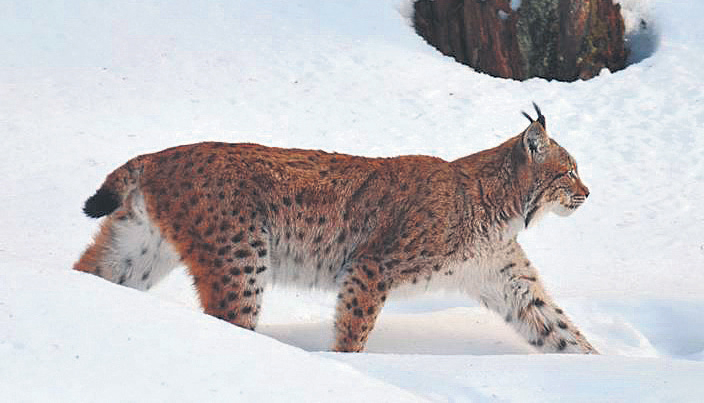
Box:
<box><xmin>74</xmin><ymin>111</ymin><xmax>597</xmax><ymax>354</ymax></box>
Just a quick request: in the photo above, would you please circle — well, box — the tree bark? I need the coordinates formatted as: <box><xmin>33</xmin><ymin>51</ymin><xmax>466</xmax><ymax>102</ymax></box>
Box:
<box><xmin>413</xmin><ymin>0</ymin><xmax>627</xmax><ymax>81</ymax></box>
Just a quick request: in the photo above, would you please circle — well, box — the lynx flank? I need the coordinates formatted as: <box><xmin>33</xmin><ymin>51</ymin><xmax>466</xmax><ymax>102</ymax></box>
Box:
<box><xmin>74</xmin><ymin>104</ymin><xmax>597</xmax><ymax>353</ymax></box>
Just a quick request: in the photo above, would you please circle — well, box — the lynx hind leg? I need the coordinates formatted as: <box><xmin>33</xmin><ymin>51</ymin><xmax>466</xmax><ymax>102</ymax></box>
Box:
<box><xmin>181</xmin><ymin>224</ymin><xmax>271</xmax><ymax>331</ymax></box>
<box><xmin>480</xmin><ymin>244</ymin><xmax>598</xmax><ymax>354</ymax></box>
<box><xmin>333</xmin><ymin>257</ymin><xmax>389</xmax><ymax>352</ymax></box>
<box><xmin>73</xmin><ymin>191</ymin><xmax>181</xmax><ymax>291</ymax></box>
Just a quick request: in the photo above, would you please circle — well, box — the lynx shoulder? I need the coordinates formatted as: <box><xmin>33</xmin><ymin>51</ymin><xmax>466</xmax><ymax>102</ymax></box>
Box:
<box><xmin>75</xmin><ymin>104</ymin><xmax>597</xmax><ymax>354</ymax></box>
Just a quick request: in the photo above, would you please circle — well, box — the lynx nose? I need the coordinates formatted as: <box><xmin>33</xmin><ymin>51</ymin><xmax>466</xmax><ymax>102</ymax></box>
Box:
<box><xmin>575</xmin><ymin>176</ymin><xmax>590</xmax><ymax>198</ymax></box>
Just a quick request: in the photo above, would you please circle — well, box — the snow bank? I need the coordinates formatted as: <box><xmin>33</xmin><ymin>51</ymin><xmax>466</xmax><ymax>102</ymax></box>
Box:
<box><xmin>0</xmin><ymin>267</ymin><xmax>420</xmax><ymax>402</ymax></box>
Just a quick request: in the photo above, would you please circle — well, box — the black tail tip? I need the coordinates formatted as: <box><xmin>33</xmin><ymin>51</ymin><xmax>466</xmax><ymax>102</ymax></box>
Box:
<box><xmin>83</xmin><ymin>187</ymin><xmax>120</xmax><ymax>218</ymax></box>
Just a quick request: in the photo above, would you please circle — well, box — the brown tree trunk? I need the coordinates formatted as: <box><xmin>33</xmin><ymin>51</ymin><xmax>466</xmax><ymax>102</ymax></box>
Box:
<box><xmin>413</xmin><ymin>0</ymin><xmax>627</xmax><ymax>81</ymax></box>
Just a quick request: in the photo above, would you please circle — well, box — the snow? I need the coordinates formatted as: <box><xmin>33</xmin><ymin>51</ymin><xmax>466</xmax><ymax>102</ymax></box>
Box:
<box><xmin>1</xmin><ymin>268</ymin><xmax>420</xmax><ymax>402</ymax></box>
<box><xmin>1</xmin><ymin>0</ymin><xmax>703</xmax><ymax>401</ymax></box>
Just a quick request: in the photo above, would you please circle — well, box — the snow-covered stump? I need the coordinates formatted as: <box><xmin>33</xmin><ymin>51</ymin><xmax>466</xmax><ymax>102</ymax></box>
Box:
<box><xmin>413</xmin><ymin>0</ymin><xmax>628</xmax><ymax>81</ymax></box>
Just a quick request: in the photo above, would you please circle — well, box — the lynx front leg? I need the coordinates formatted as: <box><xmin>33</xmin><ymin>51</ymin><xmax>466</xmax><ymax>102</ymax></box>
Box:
<box><xmin>479</xmin><ymin>243</ymin><xmax>598</xmax><ymax>354</ymax></box>
<box><xmin>333</xmin><ymin>258</ymin><xmax>389</xmax><ymax>352</ymax></box>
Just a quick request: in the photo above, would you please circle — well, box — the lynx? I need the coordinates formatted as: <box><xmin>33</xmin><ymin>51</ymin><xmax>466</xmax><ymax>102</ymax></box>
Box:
<box><xmin>74</xmin><ymin>104</ymin><xmax>597</xmax><ymax>353</ymax></box>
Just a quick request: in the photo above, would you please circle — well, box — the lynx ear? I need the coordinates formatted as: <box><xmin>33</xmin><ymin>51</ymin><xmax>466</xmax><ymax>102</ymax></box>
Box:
<box><xmin>520</xmin><ymin>103</ymin><xmax>549</xmax><ymax>162</ymax></box>
<box><xmin>522</xmin><ymin>121</ymin><xmax>550</xmax><ymax>162</ymax></box>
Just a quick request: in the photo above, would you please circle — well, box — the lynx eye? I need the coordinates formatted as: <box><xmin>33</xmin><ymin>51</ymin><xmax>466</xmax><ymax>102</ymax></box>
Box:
<box><xmin>567</xmin><ymin>169</ymin><xmax>577</xmax><ymax>179</ymax></box>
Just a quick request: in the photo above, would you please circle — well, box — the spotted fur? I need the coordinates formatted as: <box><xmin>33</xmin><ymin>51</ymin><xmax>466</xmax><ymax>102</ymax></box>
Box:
<box><xmin>74</xmin><ymin>106</ymin><xmax>597</xmax><ymax>353</ymax></box>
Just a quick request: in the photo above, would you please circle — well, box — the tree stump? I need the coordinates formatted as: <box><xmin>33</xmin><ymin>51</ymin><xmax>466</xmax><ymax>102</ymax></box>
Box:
<box><xmin>413</xmin><ymin>0</ymin><xmax>627</xmax><ymax>81</ymax></box>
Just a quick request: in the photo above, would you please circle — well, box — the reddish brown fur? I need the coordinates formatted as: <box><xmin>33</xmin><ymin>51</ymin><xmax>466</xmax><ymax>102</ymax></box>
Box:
<box><xmin>75</xmin><ymin>118</ymin><xmax>596</xmax><ymax>353</ymax></box>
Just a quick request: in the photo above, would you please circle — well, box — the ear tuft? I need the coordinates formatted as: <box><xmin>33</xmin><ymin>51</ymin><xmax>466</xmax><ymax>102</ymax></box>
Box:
<box><xmin>522</xmin><ymin>102</ymin><xmax>546</xmax><ymax>129</ymax></box>
<box><xmin>532</xmin><ymin>102</ymin><xmax>546</xmax><ymax>129</ymax></box>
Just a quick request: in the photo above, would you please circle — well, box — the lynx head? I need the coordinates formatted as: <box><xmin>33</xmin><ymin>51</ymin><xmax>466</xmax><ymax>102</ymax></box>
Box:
<box><xmin>519</xmin><ymin>103</ymin><xmax>590</xmax><ymax>228</ymax></box>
